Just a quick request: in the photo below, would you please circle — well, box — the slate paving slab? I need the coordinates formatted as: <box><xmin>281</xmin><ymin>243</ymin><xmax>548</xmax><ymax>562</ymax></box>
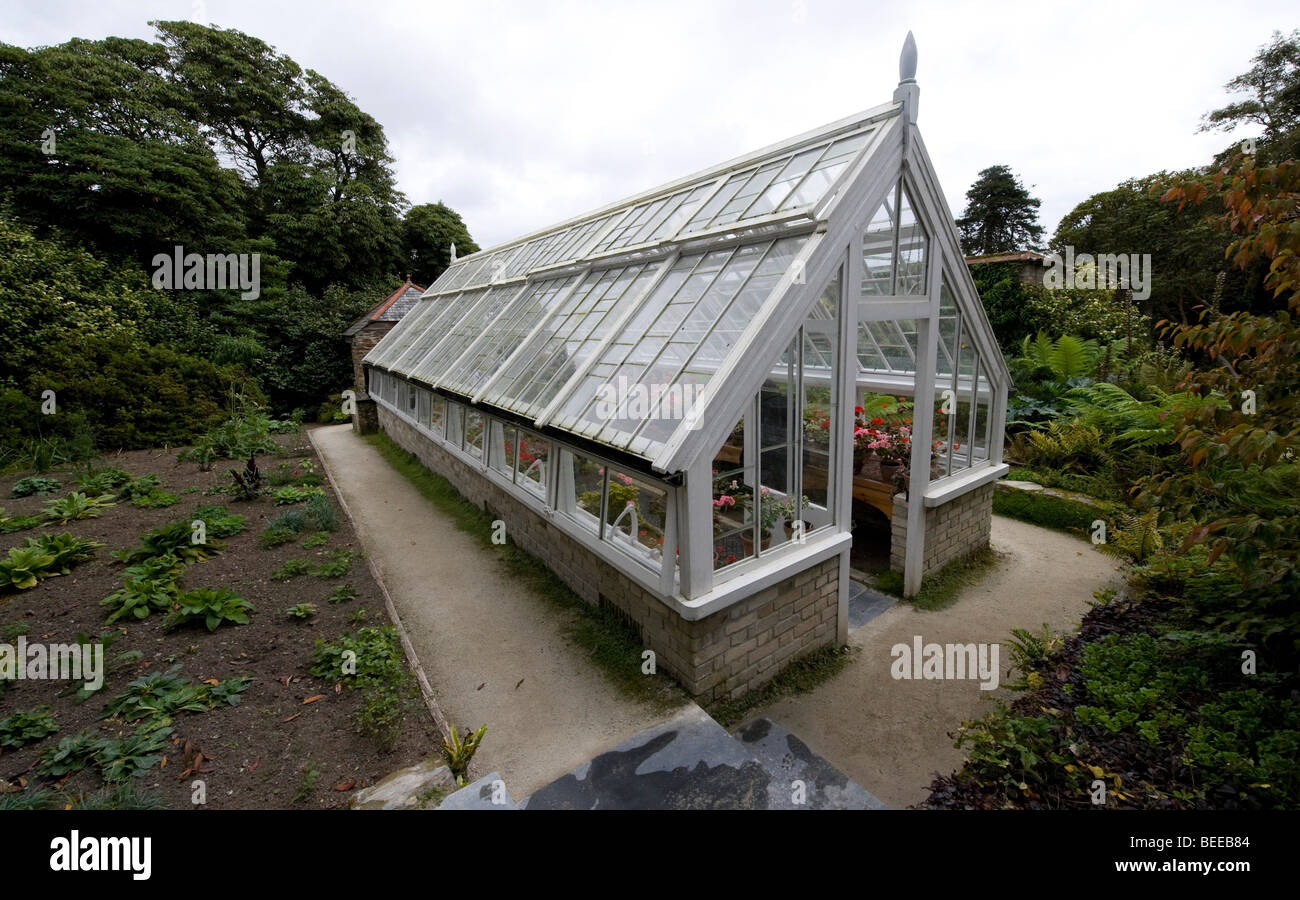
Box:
<box><xmin>732</xmin><ymin>718</ymin><xmax>888</xmax><ymax>809</ymax></box>
<box><xmin>848</xmin><ymin>579</ymin><xmax>896</xmax><ymax>631</ymax></box>
<box><xmin>437</xmin><ymin>771</ymin><xmax>517</xmax><ymax>809</ymax></box>
<box><xmin>518</xmin><ymin>706</ymin><xmax>885</xmax><ymax>810</ymax></box>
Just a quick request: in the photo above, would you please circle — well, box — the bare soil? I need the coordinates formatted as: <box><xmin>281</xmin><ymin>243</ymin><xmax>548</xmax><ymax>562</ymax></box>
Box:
<box><xmin>0</xmin><ymin>430</ymin><xmax>438</xmax><ymax>810</ymax></box>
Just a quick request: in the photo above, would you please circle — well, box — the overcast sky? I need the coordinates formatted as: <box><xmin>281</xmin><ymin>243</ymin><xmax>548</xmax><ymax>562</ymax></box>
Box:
<box><xmin>5</xmin><ymin>0</ymin><xmax>1293</xmax><ymax>249</ymax></box>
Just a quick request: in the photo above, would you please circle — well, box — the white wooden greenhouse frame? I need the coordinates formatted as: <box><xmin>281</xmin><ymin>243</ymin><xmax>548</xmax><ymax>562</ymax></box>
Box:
<box><xmin>364</xmin><ymin>34</ymin><xmax>1009</xmax><ymax>639</ymax></box>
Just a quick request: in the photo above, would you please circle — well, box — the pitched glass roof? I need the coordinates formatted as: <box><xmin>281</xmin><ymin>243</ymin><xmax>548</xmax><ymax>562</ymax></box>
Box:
<box><xmin>366</xmin><ymin>104</ymin><xmax>898</xmax><ymax>469</ymax></box>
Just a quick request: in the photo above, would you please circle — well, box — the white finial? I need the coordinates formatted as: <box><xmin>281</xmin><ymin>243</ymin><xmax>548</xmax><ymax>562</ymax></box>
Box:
<box><xmin>449</xmin><ymin>242</ymin><xmax>457</xmax><ymax>262</ymax></box>
<box><xmin>893</xmin><ymin>32</ymin><xmax>920</xmax><ymax>125</ymax></box>
<box><xmin>899</xmin><ymin>31</ymin><xmax>917</xmax><ymax>84</ymax></box>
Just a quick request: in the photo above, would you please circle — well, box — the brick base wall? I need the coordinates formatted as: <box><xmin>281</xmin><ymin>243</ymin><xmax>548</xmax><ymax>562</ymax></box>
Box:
<box><xmin>378</xmin><ymin>406</ymin><xmax>839</xmax><ymax>703</ymax></box>
<box><xmin>890</xmin><ymin>482</ymin><xmax>994</xmax><ymax>578</ymax></box>
<box><xmin>351</xmin><ymin>397</ymin><xmax>379</xmax><ymax>435</ymax></box>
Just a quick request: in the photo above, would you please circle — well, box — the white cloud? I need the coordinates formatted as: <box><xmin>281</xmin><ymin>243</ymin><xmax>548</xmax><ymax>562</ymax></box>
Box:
<box><xmin>6</xmin><ymin>0</ymin><xmax>1293</xmax><ymax>248</ymax></box>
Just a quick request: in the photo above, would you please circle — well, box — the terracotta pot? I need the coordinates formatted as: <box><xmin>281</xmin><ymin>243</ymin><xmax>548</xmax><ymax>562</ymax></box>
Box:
<box><xmin>784</xmin><ymin>521</ymin><xmax>812</xmax><ymax>542</ymax></box>
<box><xmin>878</xmin><ymin>461</ymin><xmax>903</xmax><ymax>483</ymax></box>
<box><xmin>740</xmin><ymin>530</ymin><xmax>772</xmax><ymax>556</ymax></box>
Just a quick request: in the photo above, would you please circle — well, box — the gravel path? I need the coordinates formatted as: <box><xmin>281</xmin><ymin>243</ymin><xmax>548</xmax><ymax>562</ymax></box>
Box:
<box><xmin>747</xmin><ymin>514</ymin><xmax>1126</xmax><ymax>809</ymax></box>
<box><xmin>311</xmin><ymin>424</ymin><xmax>687</xmax><ymax>798</ymax></box>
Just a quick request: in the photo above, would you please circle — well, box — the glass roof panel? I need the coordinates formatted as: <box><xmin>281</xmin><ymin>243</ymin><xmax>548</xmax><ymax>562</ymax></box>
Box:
<box><xmin>489</xmin><ymin>263</ymin><xmax>663</xmax><ymax>418</ymax></box>
<box><xmin>439</xmin><ymin>275</ymin><xmax>580</xmax><ymax>396</ymax></box>
<box><xmin>407</xmin><ymin>285</ymin><xmax>517</xmax><ymax>384</ymax></box>
<box><xmin>363</xmin><ymin>298</ymin><xmax>438</xmax><ymax>370</ymax></box>
<box><xmin>389</xmin><ymin>290</ymin><xmax>486</xmax><ymax>375</ymax></box>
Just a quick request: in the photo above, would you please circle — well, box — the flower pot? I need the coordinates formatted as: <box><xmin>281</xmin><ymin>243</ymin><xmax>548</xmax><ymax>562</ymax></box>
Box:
<box><xmin>740</xmin><ymin>530</ymin><xmax>772</xmax><ymax>556</ymax></box>
<box><xmin>878</xmin><ymin>461</ymin><xmax>903</xmax><ymax>484</ymax></box>
<box><xmin>783</xmin><ymin>521</ymin><xmax>812</xmax><ymax>542</ymax></box>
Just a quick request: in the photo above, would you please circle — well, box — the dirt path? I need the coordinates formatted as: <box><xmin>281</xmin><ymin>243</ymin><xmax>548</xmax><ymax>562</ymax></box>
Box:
<box><xmin>751</xmin><ymin>514</ymin><xmax>1126</xmax><ymax>809</ymax></box>
<box><xmin>310</xmin><ymin>425</ymin><xmax>687</xmax><ymax>797</ymax></box>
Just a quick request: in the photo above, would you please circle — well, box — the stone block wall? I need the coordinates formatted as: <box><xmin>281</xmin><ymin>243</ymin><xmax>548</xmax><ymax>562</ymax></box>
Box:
<box><xmin>890</xmin><ymin>482</ymin><xmax>994</xmax><ymax>578</ymax></box>
<box><xmin>349</xmin><ymin>324</ymin><xmax>394</xmax><ymax>394</ymax></box>
<box><xmin>377</xmin><ymin>405</ymin><xmax>839</xmax><ymax>703</ymax></box>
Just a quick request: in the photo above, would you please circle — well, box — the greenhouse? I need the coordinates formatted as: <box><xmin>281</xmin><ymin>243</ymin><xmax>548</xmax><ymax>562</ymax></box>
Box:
<box><xmin>361</xmin><ymin>34</ymin><xmax>1009</xmax><ymax>702</ymax></box>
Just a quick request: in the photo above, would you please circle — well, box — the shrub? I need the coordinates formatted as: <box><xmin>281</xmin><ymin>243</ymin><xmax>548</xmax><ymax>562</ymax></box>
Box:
<box><xmin>992</xmin><ymin>487</ymin><xmax>1109</xmax><ymax>536</ymax></box>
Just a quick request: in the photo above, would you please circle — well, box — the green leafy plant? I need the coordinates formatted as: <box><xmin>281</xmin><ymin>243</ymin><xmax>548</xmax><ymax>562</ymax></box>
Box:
<box><xmin>311</xmin><ymin>627</ymin><xmax>404</xmax><ymax>684</ymax></box>
<box><xmin>357</xmin><ymin>679</ymin><xmax>415</xmax><ymax>753</ymax></box>
<box><xmin>304</xmin><ymin>494</ymin><xmax>339</xmax><ymax>532</ymax></box>
<box><xmin>191</xmin><ymin>505</ymin><xmax>247</xmax><ymax>538</ymax></box>
<box><xmin>77</xmin><ymin>468</ymin><xmax>130</xmax><ymax>494</ymax></box>
<box><xmin>102</xmin><ymin>554</ymin><xmax>184</xmax><ymax>624</ymax></box>
<box><xmin>10</xmin><ymin>476</ymin><xmax>61</xmax><ymax>498</ymax></box>
<box><xmin>442</xmin><ymin>723</ymin><xmax>488</xmax><ymax>786</ymax></box>
<box><xmin>292</xmin><ymin>760</ymin><xmax>322</xmax><ymax>803</ymax></box>
<box><xmin>101</xmin><ymin>665</ymin><xmax>251</xmax><ymax>723</ymax></box>
<box><xmin>37</xmin><ymin>730</ymin><xmax>100</xmax><ymax>778</ymax></box>
<box><xmin>31</xmin><ymin>532</ymin><xmax>103</xmax><ymax>573</ymax></box>
<box><xmin>41</xmin><ymin>491</ymin><xmax>116</xmax><ymax>524</ymax></box>
<box><xmin>312</xmin><ymin>550</ymin><xmax>352</xmax><ymax>578</ymax></box>
<box><xmin>163</xmin><ymin>587</ymin><xmax>254</xmax><ymax>631</ymax></box>
<box><xmin>129</xmin><ymin>490</ymin><xmax>180</xmax><ymax>509</ymax></box>
<box><xmin>327</xmin><ymin>584</ymin><xmax>357</xmax><ymax>604</ymax></box>
<box><xmin>302</xmin><ymin>531</ymin><xmax>329</xmax><ymax>548</ymax></box>
<box><xmin>113</xmin><ymin>474</ymin><xmax>162</xmax><ymax>502</ymax></box>
<box><xmin>272</xmin><ymin>485</ymin><xmax>326</xmax><ymax>505</ymax></box>
<box><xmin>1098</xmin><ymin>509</ymin><xmax>1165</xmax><ymax>564</ymax></box>
<box><xmin>0</xmin><ymin>508</ymin><xmax>42</xmax><ymax>534</ymax></box>
<box><xmin>272</xmin><ymin>558</ymin><xmax>310</xmax><ymax>581</ymax></box>
<box><xmin>94</xmin><ymin>720</ymin><xmax>173</xmax><ymax>783</ymax></box>
<box><xmin>114</xmin><ymin>520</ymin><xmax>222</xmax><ymax>564</ymax></box>
<box><xmin>287</xmin><ymin>602</ymin><xmax>317</xmax><ymax>621</ymax></box>
<box><xmin>0</xmin><ymin>706</ymin><xmax>59</xmax><ymax>748</ymax></box>
<box><xmin>258</xmin><ymin>525</ymin><xmax>297</xmax><ymax>548</ymax></box>
<box><xmin>0</xmin><ymin>544</ymin><xmax>57</xmax><ymax>590</ymax></box>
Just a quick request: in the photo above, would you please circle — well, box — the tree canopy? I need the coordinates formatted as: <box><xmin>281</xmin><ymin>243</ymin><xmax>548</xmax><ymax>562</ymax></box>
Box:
<box><xmin>956</xmin><ymin>164</ymin><xmax>1044</xmax><ymax>256</ymax></box>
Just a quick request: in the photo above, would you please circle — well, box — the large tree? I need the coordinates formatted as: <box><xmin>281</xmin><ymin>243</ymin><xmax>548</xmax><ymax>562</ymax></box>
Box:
<box><xmin>1050</xmin><ymin>173</ymin><xmax>1262</xmax><ymax>322</ymax></box>
<box><xmin>402</xmin><ymin>202</ymin><xmax>480</xmax><ymax>286</ymax></box>
<box><xmin>956</xmin><ymin>164</ymin><xmax>1044</xmax><ymax>255</ymax></box>
<box><xmin>1201</xmin><ymin>29</ymin><xmax>1300</xmax><ymax>164</ymax></box>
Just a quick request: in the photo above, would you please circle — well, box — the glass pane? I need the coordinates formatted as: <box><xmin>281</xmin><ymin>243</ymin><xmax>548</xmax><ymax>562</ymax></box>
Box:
<box><xmin>712</xmin><ymin>413</ymin><xmax>755</xmax><ymax>571</ymax></box>
<box><xmin>801</xmin><ymin>270</ymin><xmax>840</xmax><ymax>528</ymax></box>
<box><xmin>604</xmin><ymin>468</ymin><xmax>667</xmax><ymax>566</ymax></box>
<box><xmin>559</xmin><ymin>448</ymin><xmax>603</xmax><ymax>535</ymax></box>
<box><xmin>896</xmin><ymin>185</ymin><xmax>928</xmax><ymax>295</ymax></box>
<box><xmin>779</xmin><ymin>130</ymin><xmax>872</xmax><ymax>211</ymax></box>
<box><xmin>464</xmin><ymin>410</ymin><xmax>484</xmax><ymax>459</ymax></box>
<box><xmin>446</xmin><ymin>402</ymin><xmax>464</xmax><ymax>447</ymax></box>
<box><xmin>490</xmin><ymin>421</ymin><xmax>515</xmax><ymax>476</ymax></box>
<box><xmin>860</xmin><ymin>186</ymin><xmax>896</xmax><ymax>298</ymax></box>
<box><xmin>515</xmin><ymin>430</ymin><xmax>549</xmax><ymax>501</ymax></box>
<box><xmin>429</xmin><ymin>394</ymin><xmax>446</xmax><ymax>438</ymax></box>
